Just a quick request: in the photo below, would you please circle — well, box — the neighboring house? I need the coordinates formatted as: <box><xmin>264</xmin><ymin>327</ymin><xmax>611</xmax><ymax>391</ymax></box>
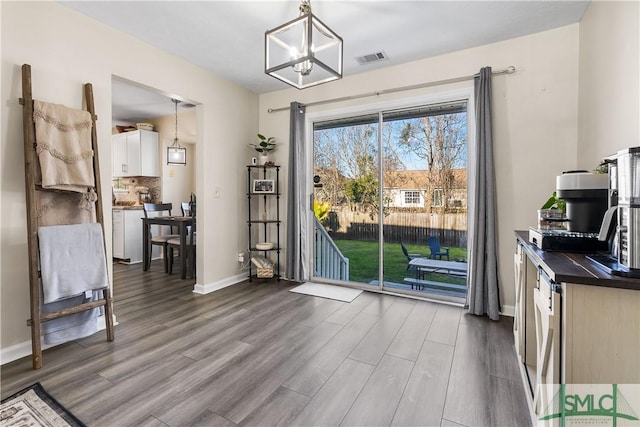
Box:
<box><xmin>384</xmin><ymin>169</ymin><xmax>467</xmax><ymax>210</ymax></box>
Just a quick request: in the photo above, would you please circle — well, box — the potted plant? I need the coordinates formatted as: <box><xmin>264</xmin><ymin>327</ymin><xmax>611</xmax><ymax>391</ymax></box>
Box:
<box><xmin>250</xmin><ymin>134</ymin><xmax>276</xmax><ymax>165</ymax></box>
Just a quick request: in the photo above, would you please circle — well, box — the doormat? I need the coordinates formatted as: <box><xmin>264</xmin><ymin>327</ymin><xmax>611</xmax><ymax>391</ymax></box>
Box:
<box><xmin>290</xmin><ymin>282</ymin><xmax>362</xmax><ymax>302</ymax></box>
<box><xmin>1</xmin><ymin>382</ymin><xmax>86</xmax><ymax>427</ymax></box>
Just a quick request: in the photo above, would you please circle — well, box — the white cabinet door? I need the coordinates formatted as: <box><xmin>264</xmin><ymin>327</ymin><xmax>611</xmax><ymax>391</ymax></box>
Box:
<box><xmin>138</xmin><ymin>130</ymin><xmax>159</xmax><ymax>176</ymax></box>
<box><xmin>513</xmin><ymin>250</ymin><xmax>525</xmax><ymax>361</ymax></box>
<box><xmin>113</xmin><ymin>209</ymin><xmax>144</xmax><ymax>263</ymax></box>
<box><xmin>112</xmin><ymin>210</ymin><xmax>124</xmax><ymax>259</ymax></box>
<box><xmin>111</xmin><ymin>130</ymin><xmax>159</xmax><ymax>177</ymax></box>
<box><xmin>124</xmin><ymin>210</ymin><xmax>143</xmax><ymax>263</ymax></box>
<box><xmin>533</xmin><ymin>277</ymin><xmax>561</xmax><ymax>423</ymax></box>
<box><xmin>112</xmin><ymin>133</ymin><xmax>128</xmax><ymax>177</ymax></box>
<box><xmin>126</xmin><ymin>132</ymin><xmax>142</xmax><ymax>176</ymax></box>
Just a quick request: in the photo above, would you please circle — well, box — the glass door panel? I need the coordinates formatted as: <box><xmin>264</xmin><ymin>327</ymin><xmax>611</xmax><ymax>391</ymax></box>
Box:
<box><xmin>312</xmin><ymin>116</ymin><xmax>380</xmax><ymax>288</ymax></box>
<box><xmin>381</xmin><ymin>107</ymin><xmax>469</xmax><ymax>301</ymax></box>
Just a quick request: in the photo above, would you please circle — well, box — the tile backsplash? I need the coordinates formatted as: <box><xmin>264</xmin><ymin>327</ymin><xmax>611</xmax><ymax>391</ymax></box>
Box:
<box><xmin>113</xmin><ymin>176</ymin><xmax>161</xmax><ymax>205</ymax></box>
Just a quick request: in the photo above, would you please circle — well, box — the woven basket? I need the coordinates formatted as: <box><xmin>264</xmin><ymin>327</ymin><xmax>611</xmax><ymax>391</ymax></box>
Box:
<box><xmin>136</xmin><ymin>123</ymin><xmax>154</xmax><ymax>131</ymax></box>
<box><xmin>257</xmin><ymin>267</ymin><xmax>274</xmax><ymax>278</ymax></box>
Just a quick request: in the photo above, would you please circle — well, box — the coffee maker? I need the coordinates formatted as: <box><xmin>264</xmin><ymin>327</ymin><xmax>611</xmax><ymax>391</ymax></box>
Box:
<box><xmin>528</xmin><ymin>171</ymin><xmax>609</xmax><ymax>252</ymax></box>
<box><xmin>589</xmin><ymin>147</ymin><xmax>640</xmax><ymax>277</ymax></box>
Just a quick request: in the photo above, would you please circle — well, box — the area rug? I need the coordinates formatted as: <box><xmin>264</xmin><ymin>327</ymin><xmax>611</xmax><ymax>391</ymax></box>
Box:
<box><xmin>0</xmin><ymin>382</ymin><xmax>85</xmax><ymax>427</ymax></box>
<box><xmin>290</xmin><ymin>282</ymin><xmax>363</xmax><ymax>302</ymax></box>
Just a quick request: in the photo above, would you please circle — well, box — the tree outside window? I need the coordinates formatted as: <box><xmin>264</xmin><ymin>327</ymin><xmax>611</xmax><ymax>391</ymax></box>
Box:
<box><xmin>433</xmin><ymin>188</ymin><xmax>444</xmax><ymax>207</ymax></box>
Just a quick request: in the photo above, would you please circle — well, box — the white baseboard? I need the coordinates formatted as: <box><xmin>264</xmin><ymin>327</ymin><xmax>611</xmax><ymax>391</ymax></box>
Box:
<box><xmin>0</xmin><ymin>315</ymin><xmax>116</xmax><ymax>366</ymax></box>
<box><xmin>193</xmin><ymin>273</ymin><xmax>246</xmax><ymax>295</ymax></box>
<box><xmin>0</xmin><ymin>340</ymin><xmax>53</xmax><ymax>366</ymax></box>
<box><xmin>501</xmin><ymin>304</ymin><xmax>515</xmax><ymax>317</ymax></box>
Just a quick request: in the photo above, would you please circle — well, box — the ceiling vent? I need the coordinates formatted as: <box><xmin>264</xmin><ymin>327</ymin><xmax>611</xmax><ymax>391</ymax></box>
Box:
<box><xmin>355</xmin><ymin>51</ymin><xmax>389</xmax><ymax>65</ymax></box>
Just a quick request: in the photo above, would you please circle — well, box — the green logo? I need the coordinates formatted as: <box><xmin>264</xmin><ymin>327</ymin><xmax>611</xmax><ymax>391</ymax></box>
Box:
<box><xmin>540</xmin><ymin>384</ymin><xmax>639</xmax><ymax>426</ymax></box>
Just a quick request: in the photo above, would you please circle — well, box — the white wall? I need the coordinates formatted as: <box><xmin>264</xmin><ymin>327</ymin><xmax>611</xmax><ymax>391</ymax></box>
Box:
<box><xmin>1</xmin><ymin>2</ymin><xmax>258</xmax><ymax>354</ymax></box>
<box><xmin>151</xmin><ymin>110</ymin><xmax>197</xmax><ymax>211</ymax></box>
<box><xmin>578</xmin><ymin>0</ymin><xmax>640</xmax><ymax>165</ymax></box>
<box><xmin>259</xmin><ymin>25</ymin><xmax>582</xmax><ymax>313</ymax></box>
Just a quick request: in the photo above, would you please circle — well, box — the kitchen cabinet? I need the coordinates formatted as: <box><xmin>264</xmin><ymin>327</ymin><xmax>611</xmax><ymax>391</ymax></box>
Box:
<box><xmin>112</xmin><ymin>130</ymin><xmax>159</xmax><ymax>177</ymax></box>
<box><xmin>113</xmin><ymin>209</ymin><xmax>145</xmax><ymax>263</ymax></box>
<box><xmin>514</xmin><ymin>231</ymin><xmax>640</xmax><ymax>425</ymax></box>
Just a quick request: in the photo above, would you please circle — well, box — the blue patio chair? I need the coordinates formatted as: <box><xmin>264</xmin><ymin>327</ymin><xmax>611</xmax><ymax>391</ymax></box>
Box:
<box><xmin>401</xmin><ymin>242</ymin><xmax>427</xmax><ymax>271</ymax></box>
<box><xmin>427</xmin><ymin>236</ymin><xmax>450</xmax><ymax>260</ymax></box>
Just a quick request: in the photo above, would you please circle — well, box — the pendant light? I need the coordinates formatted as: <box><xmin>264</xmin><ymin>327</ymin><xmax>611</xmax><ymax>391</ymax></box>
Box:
<box><xmin>265</xmin><ymin>0</ymin><xmax>343</xmax><ymax>89</ymax></box>
<box><xmin>167</xmin><ymin>98</ymin><xmax>186</xmax><ymax>165</ymax></box>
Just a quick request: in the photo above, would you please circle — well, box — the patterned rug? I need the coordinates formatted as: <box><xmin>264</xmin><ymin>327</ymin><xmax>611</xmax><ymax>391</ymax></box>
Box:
<box><xmin>0</xmin><ymin>382</ymin><xmax>85</xmax><ymax>427</ymax></box>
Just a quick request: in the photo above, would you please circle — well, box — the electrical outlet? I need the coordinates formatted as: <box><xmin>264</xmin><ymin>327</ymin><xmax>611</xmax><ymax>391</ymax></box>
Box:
<box><xmin>237</xmin><ymin>252</ymin><xmax>245</xmax><ymax>263</ymax></box>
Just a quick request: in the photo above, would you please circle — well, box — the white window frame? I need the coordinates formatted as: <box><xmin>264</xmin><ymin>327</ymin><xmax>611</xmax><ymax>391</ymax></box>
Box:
<box><xmin>403</xmin><ymin>190</ymin><xmax>421</xmax><ymax>206</ymax></box>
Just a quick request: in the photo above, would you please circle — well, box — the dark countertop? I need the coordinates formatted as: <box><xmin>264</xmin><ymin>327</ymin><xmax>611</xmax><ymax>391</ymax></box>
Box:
<box><xmin>515</xmin><ymin>230</ymin><xmax>640</xmax><ymax>291</ymax></box>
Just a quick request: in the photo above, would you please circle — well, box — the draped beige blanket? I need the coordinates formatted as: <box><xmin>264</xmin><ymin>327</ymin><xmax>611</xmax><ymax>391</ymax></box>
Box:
<box><xmin>34</xmin><ymin>100</ymin><xmax>94</xmax><ymax>193</ymax></box>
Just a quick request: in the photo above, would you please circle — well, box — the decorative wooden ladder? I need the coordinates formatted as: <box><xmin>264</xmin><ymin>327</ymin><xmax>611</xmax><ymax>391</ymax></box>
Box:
<box><xmin>20</xmin><ymin>64</ymin><xmax>115</xmax><ymax>369</ymax></box>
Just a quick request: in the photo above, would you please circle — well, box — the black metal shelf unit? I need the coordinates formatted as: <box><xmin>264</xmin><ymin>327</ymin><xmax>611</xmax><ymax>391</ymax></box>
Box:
<box><xmin>247</xmin><ymin>165</ymin><xmax>280</xmax><ymax>281</ymax></box>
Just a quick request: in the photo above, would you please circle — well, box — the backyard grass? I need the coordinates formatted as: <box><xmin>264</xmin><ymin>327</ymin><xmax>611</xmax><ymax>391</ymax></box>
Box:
<box><xmin>333</xmin><ymin>240</ymin><xmax>467</xmax><ymax>286</ymax></box>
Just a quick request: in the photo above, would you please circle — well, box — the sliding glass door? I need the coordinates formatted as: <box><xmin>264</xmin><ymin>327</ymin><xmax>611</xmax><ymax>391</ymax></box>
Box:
<box><xmin>312</xmin><ymin>101</ymin><xmax>469</xmax><ymax>302</ymax></box>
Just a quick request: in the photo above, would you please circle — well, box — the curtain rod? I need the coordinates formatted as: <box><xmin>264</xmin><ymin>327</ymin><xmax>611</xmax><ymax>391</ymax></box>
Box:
<box><xmin>267</xmin><ymin>66</ymin><xmax>515</xmax><ymax>113</ymax></box>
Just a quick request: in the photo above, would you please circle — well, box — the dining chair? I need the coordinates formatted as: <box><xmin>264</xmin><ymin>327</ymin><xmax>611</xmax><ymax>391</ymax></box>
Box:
<box><xmin>181</xmin><ymin>202</ymin><xmax>193</xmax><ymax>234</ymax></box>
<box><xmin>426</xmin><ymin>236</ymin><xmax>450</xmax><ymax>260</ymax></box>
<box><xmin>181</xmin><ymin>202</ymin><xmax>192</xmax><ymax>217</ymax></box>
<box><xmin>143</xmin><ymin>203</ymin><xmax>179</xmax><ymax>272</ymax></box>
<box><xmin>168</xmin><ymin>212</ymin><xmax>196</xmax><ymax>278</ymax></box>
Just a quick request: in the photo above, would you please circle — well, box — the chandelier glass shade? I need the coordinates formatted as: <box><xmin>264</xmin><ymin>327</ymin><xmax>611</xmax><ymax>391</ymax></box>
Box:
<box><xmin>167</xmin><ymin>98</ymin><xmax>186</xmax><ymax>165</ymax></box>
<box><xmin>265</xmin><ymin>0</ymin><xmax>343</xmax><ymax>89</ymax></box>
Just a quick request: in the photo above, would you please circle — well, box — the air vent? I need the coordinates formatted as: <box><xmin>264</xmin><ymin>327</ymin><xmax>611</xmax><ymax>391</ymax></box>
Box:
<box><xmin>355</xmin><ymin>51</ymin><xmax>389</xmax><ymax>65</ymax></box>
<box><xmin>182</xmin><ymin>103</ymin><xmax>196</xmax><ymax>109</ymax></box>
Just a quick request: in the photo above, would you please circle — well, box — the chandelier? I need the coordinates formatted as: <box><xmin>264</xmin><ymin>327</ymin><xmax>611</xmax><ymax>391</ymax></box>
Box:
<box><xmin>167</xmin><ymin>98</ymin><xmax>186</xmax><ymax>165</ymax></box>
<box><xmin>265</xmin><ymin>0</ymin><xmax>343</xmax><ymax>89</ymax></box>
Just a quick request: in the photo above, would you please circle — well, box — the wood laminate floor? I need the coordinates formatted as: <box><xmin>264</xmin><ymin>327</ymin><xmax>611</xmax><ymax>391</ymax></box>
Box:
<box><xmin>1</xmin><ymin>261</ymin><xmax>531</xmax><ymax>427</ymax></box>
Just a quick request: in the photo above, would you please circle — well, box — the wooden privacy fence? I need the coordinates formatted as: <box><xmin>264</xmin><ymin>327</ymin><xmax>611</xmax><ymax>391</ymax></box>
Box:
<box><xmin>325</xmin><ymin>209</ymin><xmax>468</xmax><ymax>247</ymax></box>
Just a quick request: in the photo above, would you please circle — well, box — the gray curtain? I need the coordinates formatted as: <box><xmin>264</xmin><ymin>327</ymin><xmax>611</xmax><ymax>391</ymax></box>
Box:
<box><xmin>468</xmin><ymin>67</ymin><xmax>501</xmax><ymax>320</ymax></box>
<box><xmin>286</xmin><ymin>102</ymin><xmax>308</xmax><ymax>281</ymax></box>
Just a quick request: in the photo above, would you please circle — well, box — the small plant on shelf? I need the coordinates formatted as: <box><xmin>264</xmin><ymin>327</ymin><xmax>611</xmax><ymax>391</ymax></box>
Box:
<box><xmin>250</xmin><ymin>134</ymin><xmax>277</xmax><ymax>165</ymax></box>
<box><xmin>250</xmin><ymin>134</ymin><xmax>276</xmax><ymax>154</ymax></box>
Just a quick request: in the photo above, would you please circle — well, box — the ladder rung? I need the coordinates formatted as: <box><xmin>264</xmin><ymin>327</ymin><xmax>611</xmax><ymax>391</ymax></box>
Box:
<box><xmin>27</xmin><ymin>298</ymin><xmax>108</xmax><ymax>326</ymax></box>
<box><xmin>34</xmin><ymin>185</ymin><xmax>76</xmax><ymax>194</ymax></box>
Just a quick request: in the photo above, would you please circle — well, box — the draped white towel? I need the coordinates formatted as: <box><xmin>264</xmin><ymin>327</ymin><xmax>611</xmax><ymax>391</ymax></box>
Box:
<box><xmin>38</xmin><ymin>223</ymin><xmax>108</xmax><ymax>304</ymax></box>
<box><xmin>33</xmin><ymin>100</ymin><xmax>94</xmax><ymax>193</ymax></box>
